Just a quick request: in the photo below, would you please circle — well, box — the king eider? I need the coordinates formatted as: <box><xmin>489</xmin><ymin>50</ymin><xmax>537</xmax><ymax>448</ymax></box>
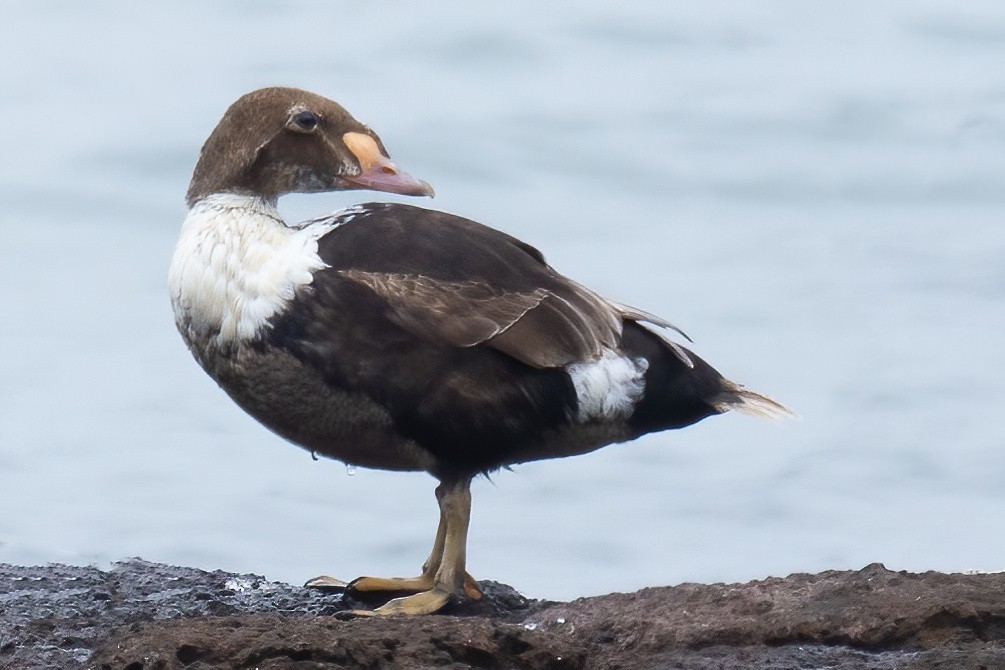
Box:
<box><xmin>169</xmin><ymin>87</ymin><xmax>790</xmax><ymax>616</ymax></box>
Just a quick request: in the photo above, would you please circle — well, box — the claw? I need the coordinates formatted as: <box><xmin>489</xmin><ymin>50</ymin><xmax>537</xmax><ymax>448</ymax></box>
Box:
<box><xmin>365</xmin><ymin>587</ymin><xmax>454</xmax><ymax>616</ymax></box>
<box><xmin>348</xmin><ymin>574</ymin><xmax>434</xmax><ymax>593</ymax></box>
<box><xmin>304</xmin><ymin>575</ymin><xmax>350</xmax><ymax>589</ymax></box>
<box><xmin>463</xmin><ymin>573</ymin><xmax>483</xmax><ymax>600</ymax></box>
<box><xmin>347</xmin><ymin>571</ymin><xmax>482</xmax><ymax>599</ymax></box>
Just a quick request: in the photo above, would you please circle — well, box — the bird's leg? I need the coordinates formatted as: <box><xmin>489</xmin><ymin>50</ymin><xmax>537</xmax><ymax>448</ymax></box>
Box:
<box><xmin>353</xmin><ymin>477</ymin><xmax>481</xmax><ymax>616</ymax></box>
<box><xmin>427</xmin><ymin>478</ymin><xmax>472</xmax><ymax>593</ymax></box>
<box><xmin>417</xmin><ymin>479</ymin><xmax>481</xmax><ymax>597</ymax></box>
<box><xmin>420</xmin><ymin>488</ymin><xmax>448</xmax><ymax>575</ymax></box>
<box><xmin>308</xmin><ymin>479</ymin><xmax>481</xmax><ymax>613</ymax></box>
<box><xmin>304</xmin><ymin>483</ymin><xmax>448</xmax><ymax>592</ymax></box>
<box><xmin>342</xmin><ymin>492</ymin><xmax>449</xmax><ymax>595</ymax></box>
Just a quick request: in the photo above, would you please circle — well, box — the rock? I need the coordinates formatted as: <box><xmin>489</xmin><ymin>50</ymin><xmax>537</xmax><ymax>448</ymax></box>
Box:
<box><xmin>1</xmin><ymin>559</ymin><xmax>1003</xmax><ymax>669</ymax></box>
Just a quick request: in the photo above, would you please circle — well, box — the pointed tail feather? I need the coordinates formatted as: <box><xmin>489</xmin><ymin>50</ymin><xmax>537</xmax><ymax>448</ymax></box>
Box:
<box><xmin>714</xmin><ymin>380</ymin><xmax>796</xmax><ymax>420</ymax></box>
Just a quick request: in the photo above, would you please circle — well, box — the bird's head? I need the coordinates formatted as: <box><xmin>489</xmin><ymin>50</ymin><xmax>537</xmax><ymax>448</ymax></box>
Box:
<box><xmin>186</xmin><ymin>86</ymin><xmax>434</xmax><ymax>206</ymax></box>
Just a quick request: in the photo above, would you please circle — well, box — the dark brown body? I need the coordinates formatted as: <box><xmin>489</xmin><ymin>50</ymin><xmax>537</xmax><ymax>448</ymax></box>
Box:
<box><xmin>170</xmin><ymin>87</ymin><xmax>787</xmax><ymax>615</ymax></box>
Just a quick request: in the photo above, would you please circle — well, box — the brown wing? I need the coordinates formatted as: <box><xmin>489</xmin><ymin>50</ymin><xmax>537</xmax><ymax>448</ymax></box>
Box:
<box><xmin>337</xmin><ymin>269</ymin><xmax>623</xmax><ymax>368</ymax></box>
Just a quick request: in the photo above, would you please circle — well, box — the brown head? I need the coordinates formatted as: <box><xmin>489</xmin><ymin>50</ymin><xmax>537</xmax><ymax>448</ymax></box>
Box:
<box><xmin>185</xmin><ymin>87</ymin><xmax>434</xmax><ymax>206</ymax></box>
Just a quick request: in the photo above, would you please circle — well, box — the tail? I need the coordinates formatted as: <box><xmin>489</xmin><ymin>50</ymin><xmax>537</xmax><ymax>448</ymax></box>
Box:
<box><xmin>713</xmin><ymin>380</ymin><xmax>795</xmax><ymax>420</ymax></box>
<box><xmin>619</xmin><ymin>320</ymin><xmax>795</xmax><ymax>435</ymax></box>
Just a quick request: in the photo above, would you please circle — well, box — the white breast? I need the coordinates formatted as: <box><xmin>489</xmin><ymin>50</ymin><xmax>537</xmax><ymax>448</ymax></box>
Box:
<box><xmin>168</xmin><ymin>193</ymin><xmax>333</xmax><ymax>347</ymax></box>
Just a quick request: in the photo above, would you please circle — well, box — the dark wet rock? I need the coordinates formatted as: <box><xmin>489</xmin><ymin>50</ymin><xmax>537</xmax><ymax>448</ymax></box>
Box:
<box><xmin>1</xmin><ymin>559</ymin><xmax>1004</xmax><ymax>669</ymax></box>
<box><xmin>0</xmin><ymin>559</ymin><xmax>349</xmax><ymax>669</ymax></box>
<box><xmin>522</xmin><ymin>563</ymin><xmax>1005</xmax><ymax>669</ymax></box>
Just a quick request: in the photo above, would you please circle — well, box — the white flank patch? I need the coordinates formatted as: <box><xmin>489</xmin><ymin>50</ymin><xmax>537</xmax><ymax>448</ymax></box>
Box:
<box><xmin>566</xmin><ymin>350</ymin><xmax>649</xmax><ymax>422</ymax></box>
<box><xmin>168</xmin><ymin>193</ymin><xmax>336</xmax><ymax>347</ymax></box>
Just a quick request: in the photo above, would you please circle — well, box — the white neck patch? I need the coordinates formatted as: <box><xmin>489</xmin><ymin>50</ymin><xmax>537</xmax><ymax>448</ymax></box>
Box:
<box><xmin>566</xmin><ymin>350</ymin><xmax>649</xmax><ymax>422</ymax></box>
<box><xmin>169</xmin><ymin>193</ymin><xmax>334</xmax><ymax>347</ymax></box>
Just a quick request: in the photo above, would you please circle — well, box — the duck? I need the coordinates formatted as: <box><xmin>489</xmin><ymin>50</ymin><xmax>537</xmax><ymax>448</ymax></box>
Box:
<box><xmin>168</xmin><ymin>86</ymin><xmax>789</xmax><ymax>616</ymax></box>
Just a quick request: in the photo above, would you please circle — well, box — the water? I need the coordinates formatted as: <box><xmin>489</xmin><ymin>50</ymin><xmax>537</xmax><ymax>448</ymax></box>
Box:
<box><xmin>1</xmin><ymin>1</ymin><xmax>1004</xmax><ymax>600</ymax></box>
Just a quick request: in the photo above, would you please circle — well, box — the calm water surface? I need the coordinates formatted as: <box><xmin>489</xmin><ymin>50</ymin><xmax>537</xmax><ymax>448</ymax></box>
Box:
<box><xmin>1</xmin><ymin>1</ymin><xmax>1004</xmax><ymax>600</ymax></box>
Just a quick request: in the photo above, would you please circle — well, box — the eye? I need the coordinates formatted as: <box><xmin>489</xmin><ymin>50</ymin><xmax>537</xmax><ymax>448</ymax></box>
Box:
<box><xmin>288</xmin><ymin>109</ymin><xmax>319</xmax><ymax>133</ymax></box>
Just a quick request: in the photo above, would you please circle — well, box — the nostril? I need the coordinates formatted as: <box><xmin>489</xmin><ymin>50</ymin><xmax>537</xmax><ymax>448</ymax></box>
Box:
<box><xmin>381</xmin><ymin>166</ymin><xmax>397</xmax><ymax>175</ymax></box>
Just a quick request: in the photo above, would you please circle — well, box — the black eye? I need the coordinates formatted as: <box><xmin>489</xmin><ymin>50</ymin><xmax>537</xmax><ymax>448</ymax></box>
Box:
<box><xmin>290</xmin><ymin>110</ymin><xmax>319</xmax><ymax>132</ymax></box>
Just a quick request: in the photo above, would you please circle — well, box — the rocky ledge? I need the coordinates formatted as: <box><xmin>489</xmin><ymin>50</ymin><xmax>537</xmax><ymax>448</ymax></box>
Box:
<box><xmin>1</xmin><ymin>560</ymin><xmax>1003</xmax><ymax>669</ymax></box>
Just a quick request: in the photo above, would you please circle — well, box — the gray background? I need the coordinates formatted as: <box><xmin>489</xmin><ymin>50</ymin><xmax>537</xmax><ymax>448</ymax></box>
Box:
<box><xmin>2</xmin><ymin>1</ymin><xmax>1003</xmax><ymax>599</ymax></box>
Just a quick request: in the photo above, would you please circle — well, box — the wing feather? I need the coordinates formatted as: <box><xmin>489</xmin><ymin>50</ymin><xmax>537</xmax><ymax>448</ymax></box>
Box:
<box><xmin>316</xmin><ymin>205</ymin><xmax>689</xmax><ymax>370</ymax></box>
<box><xmin>338</xmin><ymin>270</ymin><xmax>549</xmax><ymax>347</ymax></box>
<box><xmin>337</xmin><ymin>269</ymin><xmax>625</xmax><ymax>368</ymax></box>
